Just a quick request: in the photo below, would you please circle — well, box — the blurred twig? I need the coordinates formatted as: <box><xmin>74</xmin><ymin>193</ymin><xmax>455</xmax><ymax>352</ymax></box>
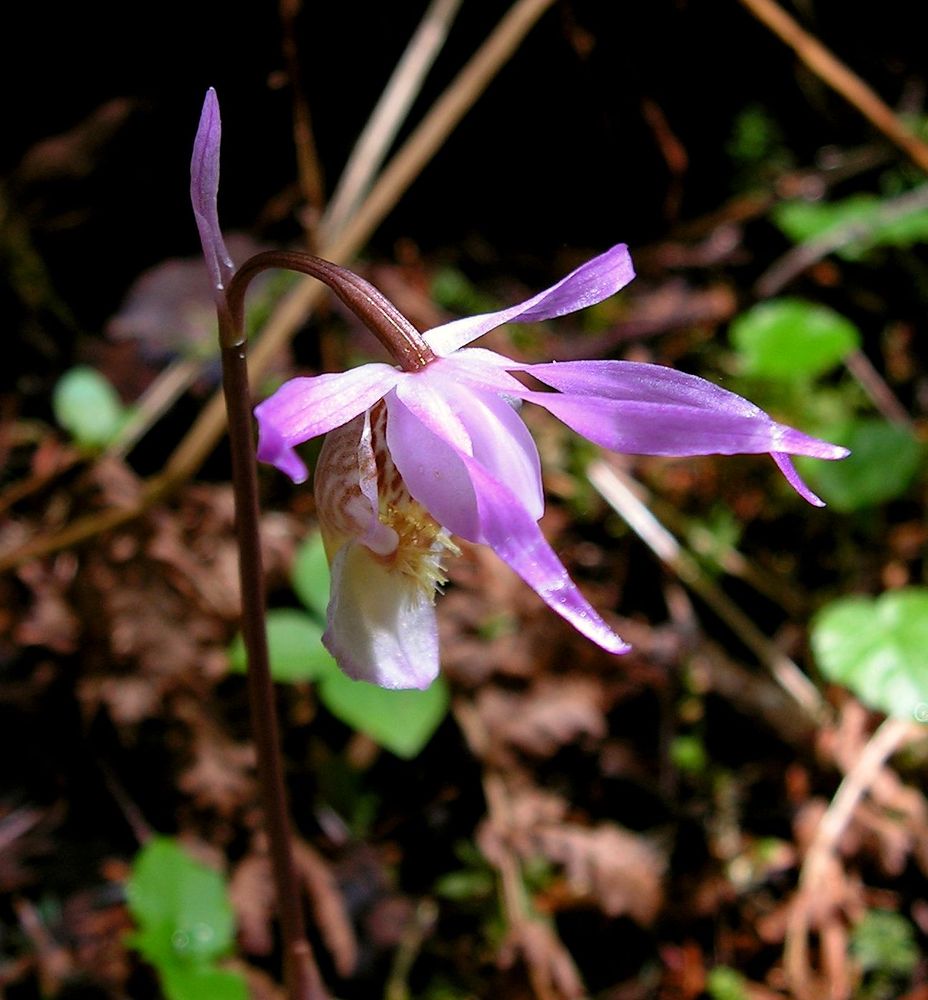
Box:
<box><xmin>320</xmin><ymin>0</ymin><xmax>465</xmax><ymax>243</ymax></box>
<box><xmin>784</xmin><ymin>715</ymin><xmax>919</xmax><ymax>999</ymax></box>
<box><xmin>104</xmin><ymin>357</ymin><xmax>203</xmax><ymax>460</ymax></box>
<box><xmin>0</xmin><ymin>0</ymin><xmax>557</xmax><ymax>574</ymax></box>
<box><xmin>280</xmin><ymin>0</ymin><xmax>326</xmax><ymax>231</ymax></box>
<box><xmin>738</xmin><ymin>0</ymin><xmax>928</xmax><ymax>174</ymax></box>
<box><xmin>755</xmin><ymin>183</ymin><xmax>928</xmax><ymax>297</ymax></box>
<box><xmin>587</xmin><ymin>459</ymin><xmax>827</xmax><ymax>722</ymax></box>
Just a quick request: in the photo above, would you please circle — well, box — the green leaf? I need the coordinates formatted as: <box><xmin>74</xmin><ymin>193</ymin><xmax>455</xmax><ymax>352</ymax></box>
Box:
<box><xmin>292</xmin><ymin>533</ymin><xmax>331</xmax><ymax>619</ymax></box>
<box><xmin>228</xmin><ymin>608</ymin><xmax>336</xmax><ymax>683</ymax></box>
<box><xmin>774</xmin><ymin>193</ymin><xmax>928</xmax><ymax>260</ymax></box>
<box><xmin>159</xmin><ymin>963</ymin><xmax>249</xmax><ymax>1000</ymax></box>
<box><xmin>730</xmin><ymin>299</ymin><xmax>860</xmax><ymax>380</ymax></box>
<box><xmin>705</xmin><ymin>966</ymin><xmax>749</xmax><ymax>1000</ymax></box>
<box><xmin>811</xmin><ymin>588</ymin><xmax>928</xmax><ymax>721</ymax></box>
<box><xmin>52</xmin><ymin>366</ymin><xmax>127</xmax><ymax>449</ymax></box>
<box><xmin>318</xmin><ymin>672</ymin><xmax>450</xmax><ymax>758</ymax></box>
<box><xmin>125</xmin><ymin>838</ymin><xmax>247</xmax><ymax>1000</ymax></box>
<box><xmin>795</xmin><ymin>418</ymin><xmax>921</xmax><ymax>511</ymax></box>
<box><xmin>851</xmin><ymin>910</ymin><xmax>919</xmax><ymax>978</ymax></box>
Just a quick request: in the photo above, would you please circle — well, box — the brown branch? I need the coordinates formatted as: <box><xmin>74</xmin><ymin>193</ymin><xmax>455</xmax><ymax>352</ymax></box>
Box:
<box><xmin>279</xmin><ymin>0</ymin><xmax>326</xmax><ymax>228</ymax></box>
<box><xmin>738</xmin><ymin>0</ymin><xmax>928</xmax><ymax>174</ymax></box>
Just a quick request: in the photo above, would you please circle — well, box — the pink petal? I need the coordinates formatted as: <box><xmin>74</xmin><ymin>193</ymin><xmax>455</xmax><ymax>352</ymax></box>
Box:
<box><xmin>518</xmin><ymin>360</ymin><xmax>848</xmax><ymax>501</ymax></box>
<box><xmin>190</xmin><ymin>88</ymin><xmax>235</xmax><ymax>298</ymax></box>
<box><xmin>425</xmin><ymin>244</ymin><xmax>635</xmax><ymax>355</ymax></box>
<box><xmin>460</xmin><ymin>453</ymin><xmax>629</xmax><ymax>654</ymax></box>
<box><xmin>388</xmin><ymin>374</ymin><xmax>545</xmax><ymax>535</ymax></box>
<box><xmin>772</xmin><ymin>453</ymin><xmax>826</xmax><ymax>507</ymax></box>
<box><xmin>385</xmin><ymin>383</ymin><xmax>626</xmax><ymax>655</ymax></box>
<box><xmin>254</xmin><ymin>364</ymin><xmax>401</xmax><ymax>483</ymax></box>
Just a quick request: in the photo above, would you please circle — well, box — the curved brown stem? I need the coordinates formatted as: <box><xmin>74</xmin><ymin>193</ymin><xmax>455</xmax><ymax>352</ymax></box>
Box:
<box><xmin>225</xmin><ymin>250</ymin><xmax>435</xmax><ymax>371</ymax></box>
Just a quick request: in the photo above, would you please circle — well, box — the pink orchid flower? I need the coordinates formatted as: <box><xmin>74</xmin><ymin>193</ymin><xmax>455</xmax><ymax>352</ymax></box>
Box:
<box><xmin>192</xmin><ymin>89</ymin><xmax>848</xmax><ymax>691</ymax></box>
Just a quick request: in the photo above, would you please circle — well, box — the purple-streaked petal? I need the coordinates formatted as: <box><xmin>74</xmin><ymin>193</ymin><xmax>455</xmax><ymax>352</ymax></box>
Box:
<box><xmin>323</xmin><ymin>540</ymin><xmax>439</xmax><ymax>689</ymax></box>
<box><xmin>425</xmin><ymin>244</ymin><xmax>635</xmax><ymax>355</ymax></box>
<box><xmin>190</xmin><ymin>88</ymin><xmax>235</xmax><ymax>298</ymax></box>
<box><xmin>314</xmin><ymin>412</ymin><xmax>399</xmax><ymax>557</ymax></box>
<box><xmin>772</xmin><ymin>453</ymin><xmax>826</xmax><ymax>507</ymax></box>
<box><xmin>254</xmin><ymin>364</ymin><xmax>401</xmax><ymax>483</ymax></box>
<box><xmin>524</xmin><ymin>359</ymin><xmax>766</xmax><ymax>412</ymax></box>
<box><xmin>433</xmin><ymin>349</ymin><xmax>531</xmax><ymax>395</ymax></box>
<box><xmin>523</xmin><ymin>391</ymin><xmax>845</xmax><ymax>460</ymax></box>
<box><xmin>388</xmin><ymin>375</ymin><xmax>545</xmax><ymax>534</ymax></box>
<box><xmin>385</xmin><ymin>384</ymin><xmax>624</xmax><ymax>653</ymax></box>
<box><xmin>385</xmin><ymin>392</ymin><xmax>479</xmax><ymax>539</ymax></box>
<box><xmin>516</xmin><ymin>359</ymin><xmax>848</xmax><ymax>502</ymax></box>
<box><xmin>459</xmin><ymin>452</ymin><xmax>629</xmax><ymax>654</ymax></box>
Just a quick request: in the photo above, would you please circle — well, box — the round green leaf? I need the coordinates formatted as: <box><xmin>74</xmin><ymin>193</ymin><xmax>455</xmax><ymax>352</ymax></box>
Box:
<box><xmin>730</xmin><ymin>299</ymin><xmax>860</xmax><ymax>380</ymax></box>
<box><xmin>52</xmin><ymin>366</ymin><xmax>127</xmax><ymax>449</ymax></box>
<box><xmin>774</xmin><ymin>194</ymin><xmax>928</xmax><ymax>260</ymax></box>
<box><xmin>292</xmin><ymin>533</ymin><xmax>331</xmax><ymax>619</ymax></box>
<box><xmin>319</xmin><ymin>672</ymin><xmax>450</xmax><ymax>758</ymax></box>
<box><xmin>159</xmin><ymin>963</ymin><xmax>249</xmax><ymax>1000</ymax></box>
<box><xmin>126</xmin><ymin>837</ymin><xmax>236</xmax><ymax>968</ymax></box>
<box><xmin>227</xmin><ymin>608</ymin><xmax>335</xmax><ymax>683</ymax></box>
<box><xmin>811</xmin><ymin>588</ymin><xmax>928</xmax><ymax>721</ymax></box>
<box><xmin>796</xmin><ymin>418</ymin><xmax>922</xmax><ymax>511</ymax></box>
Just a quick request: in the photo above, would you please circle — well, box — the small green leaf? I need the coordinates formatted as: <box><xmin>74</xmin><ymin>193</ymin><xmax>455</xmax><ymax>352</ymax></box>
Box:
<box><xmin>851</xmin><ymin>909</ymin><xmax>919</xmax><ymax>978</ymax></box>
<box><xmin>159</xmin><ymin>963</ymin><xmax>249</xmax><ymax>1000</ymax></box>
<box><xmin>52</xmin><ymin>366</ymin><xmax>127</xmax><ymax>449</ymax></box>
<box><xmin>125</xmin><ymin>838</ymin><xmax>245</xmax><ymax>1000</ymax></box>
<box><xmin>774</xmin><ymin>193</ymin><xmax>928</xmax><ymax>260</ymax></box>
<box><xmin>730</xmin><ymin>299</ymin><xmax>860</xmax><ymax>380</ymax></box>
<box><xmin>228</xmin><ymin>608</ymin><xmax>335</xmax><ymax>682</ymax></box>
<box><xmin>706</xmin><ymin>966</ymin><xmax>749</xmax><ymax>1000</ymax></box>
<box><xmin>292</xmin><ymin>533</ymin><xmax>331</xmax><ymax>619</ymax></box>
<box><xmin>319</xmin><ymin>672</ymin><xmax>450</xmax><ymax>758</ymax></box>
<box><xmin>811</xmin><ymin>588</ymin><xmax>928</xmax><ymax>721</ymax></box>
<box><xmin>796</xmin><ymin>419</ymin><xmax>921</xmax><ymax>511</ymax></box>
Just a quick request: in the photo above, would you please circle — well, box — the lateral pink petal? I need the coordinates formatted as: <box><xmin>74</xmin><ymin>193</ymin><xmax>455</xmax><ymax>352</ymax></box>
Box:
<box><xmin>390</xmin><ymin>375</ymin><xmax>545</xmax><ymax>531</ymax></box>
<box><xmin>425</xmin><ymin>244</ymin><xmax>635</xmax><ymax>355</ymax></box>
<box><xmin>385</xmin><ymin>390</ymin><xmax>481</xmax><ymax>540</ymax></box>
<box><xmin>525</xmin><ymin>391</ymin><xmax>847</xmax><ymax>460</ymax></box>
<box><xmin>461</xmin><ymin>454</ymin><xmax>629</xmax><ymax>654</ymax></box>
<box><xmin>254</xmin><ymin>364</ymin><xmax>400</xmax><ymax>483</ymax></box>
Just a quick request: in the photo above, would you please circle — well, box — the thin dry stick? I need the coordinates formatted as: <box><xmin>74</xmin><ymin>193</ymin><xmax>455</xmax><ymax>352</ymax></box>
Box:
<box><xmin>843</xmin><ymin>349</ymin><xmax>913</xmax><ymax>428</ymax></box>
<box><xmin>0</xmin><ymin>0</ymin><xmax>557</xmax><ymax>575</ymax></box>
<box><xmin>587</xmin><ymin>459</ymin><xmax>826</xmax><ymax>721</ymax></box>
<box><xmin>738</xmin><ymin>0</ymin><xmax>928</xmax><ymax>174</ymax></box>
<box><xmin>784</xmin><ymin>716</ymin><xmax>917</xmax><ymax>997</ymax></box>
<box><xmin>453</xmin><ymin>699</ymin><xmax>582</xmax><ymax>1000</ymax></box>
<box><xmin>280</xmin><ymin>0</ymin><xmax>326</xmax><ymax>220</ymax></box>
<box><xmin>105</xmin><ymin>357</ymin><xmax>203</xmax><ymax>460</ymax></box>
<box><xmin>321</xmin><ymin>0</ymin><xmax>465</xmax><ymax>242</ymax></box>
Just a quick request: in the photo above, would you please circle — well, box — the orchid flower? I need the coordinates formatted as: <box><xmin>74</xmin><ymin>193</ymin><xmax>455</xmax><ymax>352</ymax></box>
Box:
<box><xmin>253</xmin><ymin>249</ymin><xmax>850</xmax><ymax>689</ymax></box>
<box><xmin>192</xmin><ymin>89</ymin><xmax>848</xmax><ymax>692</ymax></box>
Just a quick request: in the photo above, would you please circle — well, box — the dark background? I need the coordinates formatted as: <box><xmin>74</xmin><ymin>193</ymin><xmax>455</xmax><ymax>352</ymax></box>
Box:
<box><xmin>4</xmin><ymin>0</ymin><xmax>925</xmax><ymax>342</ymax></box>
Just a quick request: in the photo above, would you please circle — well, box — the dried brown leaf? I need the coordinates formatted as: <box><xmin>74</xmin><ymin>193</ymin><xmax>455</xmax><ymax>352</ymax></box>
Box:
<box><xmin>292</xmin><ymin>839</ymin><xmax>358</xmax><ymax>978</ymax></box>
<box><xmin>229</xmin><ymin>853</ymin><xmax>276</xmax><ymax>956</ymax></box>
<box><xmin>175</xmin><ymin>705</ymin><xmax>256</xmax><ymax>816</ymax></box>
<box><xmin>534</xmin><ymin>823</ymin><xmax>665</xmax><ymax>925</ymax></box>
<box><xmin>14</xmin><ymin>560</ymin><xmax>79</xmax><ymax>654</ymax></box>
<box><xmin>498</xmin><ymin>918</ymin><xmax>585</xmax><ymax>1000</ymax></box>
<box><xmin>476</xmin><ymin>677</ymin><xmax>607</xmax><ymax>759</ymax></box>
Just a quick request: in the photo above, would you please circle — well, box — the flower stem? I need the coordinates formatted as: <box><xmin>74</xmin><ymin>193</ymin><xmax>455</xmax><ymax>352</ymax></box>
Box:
<box><xmin>226</xmin><ymin>250</ymin><xmax>435</xmax><ymax>370</ymax></box>
<box><xmin>218</xmin><ymin>304</ymin><xmax>327</xmax><ymax>1000</ymax></box>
